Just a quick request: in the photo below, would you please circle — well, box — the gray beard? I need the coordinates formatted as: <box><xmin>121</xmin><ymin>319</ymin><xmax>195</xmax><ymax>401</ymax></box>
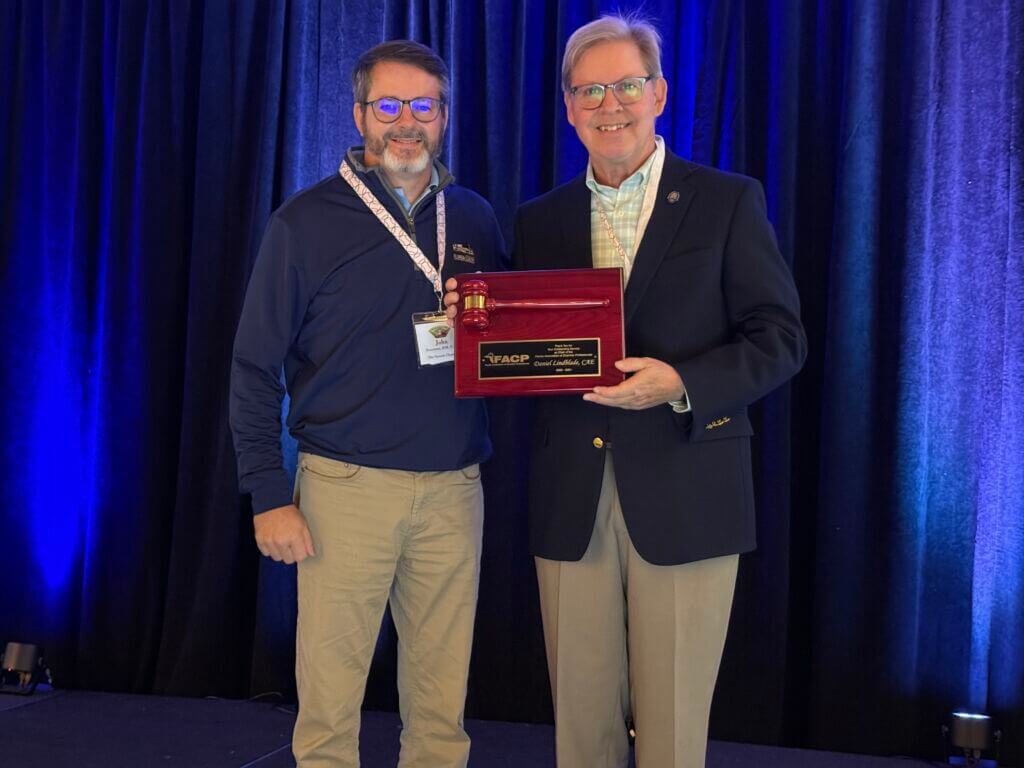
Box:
<box><xmin>381</xmin><ymin>144</ymin><xmax>432</xmax><ymax>175</ymax></box>
<box><xmin>362</xmin><ymin>115</ymin><xmax>443</xmax><ymax>177</ymax></box>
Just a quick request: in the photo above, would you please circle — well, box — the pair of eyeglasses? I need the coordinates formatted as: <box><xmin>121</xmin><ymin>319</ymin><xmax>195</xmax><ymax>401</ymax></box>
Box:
<box><xmin>567</xmin><ymin>75</ymin><xmax>658</xmax><ymax>110</ymax></box>
<box><xmin>360</xmin><ymin>97</ymin><xmax>445</xmax><ymax>123</ymax></box>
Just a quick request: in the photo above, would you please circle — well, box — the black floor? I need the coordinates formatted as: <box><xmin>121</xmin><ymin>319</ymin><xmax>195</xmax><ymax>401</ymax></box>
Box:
<box><xmin>1</xmin><ymin>689</ymin><xmax>942</xmax><ymax>768</ymax></box>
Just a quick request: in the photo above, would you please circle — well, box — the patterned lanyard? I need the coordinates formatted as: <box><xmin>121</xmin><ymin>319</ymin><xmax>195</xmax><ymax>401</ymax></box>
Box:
<box><xmin>594</xmin><ymin>181</ymin><xmax>648</xmax><ymax>279</ymax></box>
<box><xmin>339</xmin><ymin>160</ymin><xmax>446</xmax><ymax>302</ymax></box>
<box><xmin>594</xmin><ymin>197</ymin><xmax>631</xmax><ymax>272</ymax></box>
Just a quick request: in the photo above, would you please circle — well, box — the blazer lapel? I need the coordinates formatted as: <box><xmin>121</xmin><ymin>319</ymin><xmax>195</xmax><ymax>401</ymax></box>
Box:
<box><xmin>561</xmin><ymin>174</ymin><xmax>593</xmax><ymax>270</ymax></box>
<box><xmin>623</xmin><ymin>153</ymin><xmax>697</xmax><ymax>326</ymax></box>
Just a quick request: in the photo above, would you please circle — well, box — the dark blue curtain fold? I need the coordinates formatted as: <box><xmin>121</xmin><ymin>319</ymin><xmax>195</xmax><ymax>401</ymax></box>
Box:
<box><xmin>2</xmin><ymin>0</ymin><xmax>1022</xmax><ymax>761</ymax></box>
<box><xmin>810</xmin><ymin>1</ymin><xmax>1024</xmax><ymax>755</ymax></box>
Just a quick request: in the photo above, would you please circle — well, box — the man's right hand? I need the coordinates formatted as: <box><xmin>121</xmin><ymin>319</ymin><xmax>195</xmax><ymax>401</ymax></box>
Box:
<box><xmin>253</xmin><ymin>504</ymin><xmax>316</xmax><ymax>564</ymax></box>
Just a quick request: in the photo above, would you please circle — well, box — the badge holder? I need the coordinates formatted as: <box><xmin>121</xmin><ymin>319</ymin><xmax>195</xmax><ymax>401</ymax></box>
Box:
<box><xmin>412</xmin><ymin>311</ymin><xmax>454</xmax><ymax>367</ymax></box>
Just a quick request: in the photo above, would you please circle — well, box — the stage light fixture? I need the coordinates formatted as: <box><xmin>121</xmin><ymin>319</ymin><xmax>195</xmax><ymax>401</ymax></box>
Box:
<box><xmin>0</xmin><ymin>642</ymin><xmax>52</xmax><ymax>696</ymax></box>
<box><xmin>944</xmin><ymin>711</ymin><xmax>1002</xmax><ymax>767</ymax></box>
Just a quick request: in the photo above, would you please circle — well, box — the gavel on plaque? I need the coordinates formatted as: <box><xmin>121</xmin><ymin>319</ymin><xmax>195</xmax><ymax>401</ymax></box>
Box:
<box><xmin>460</xmin><ymin>279</ymin><xmax>611</xmax><ymax>331</ymax></box>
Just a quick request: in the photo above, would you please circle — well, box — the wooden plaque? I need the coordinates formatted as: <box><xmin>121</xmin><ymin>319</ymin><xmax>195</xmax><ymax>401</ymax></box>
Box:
<box><xmin>453</xmin><ymin>268</ymin><xmax>625</xmax><ymax>397</ymax></box>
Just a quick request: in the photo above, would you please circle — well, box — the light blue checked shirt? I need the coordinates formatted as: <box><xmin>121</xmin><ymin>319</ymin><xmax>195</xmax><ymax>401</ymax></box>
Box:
<box><xmin>585</xmin><ymin>136</ymin><xmax>665</xmax><ymax>282</ymax></box>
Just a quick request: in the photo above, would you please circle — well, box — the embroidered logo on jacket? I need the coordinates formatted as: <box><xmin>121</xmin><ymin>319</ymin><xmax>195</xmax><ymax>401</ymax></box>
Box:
<box><xmin>705</xmin><ymin>416</ymin><xmax>732</xmax><ymax>431</ymax></box>
<box><xmin>452</xmin><ymin>243</ymin><xmax>476</xmax><ymax>264</ymax></box>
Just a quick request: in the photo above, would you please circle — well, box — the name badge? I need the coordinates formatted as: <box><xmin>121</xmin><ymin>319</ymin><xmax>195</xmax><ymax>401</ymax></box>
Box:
<box><xmin>412</xmin><ymin>312</ymin><xmax>454</xmax><ymax>366</ymax></box>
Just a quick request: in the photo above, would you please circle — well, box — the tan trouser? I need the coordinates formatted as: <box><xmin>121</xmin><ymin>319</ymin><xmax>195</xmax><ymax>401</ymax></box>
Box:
<box><xmin>536</xmin><ymin>455</ymin><xmax>738</xmax><ymax>768</ymax></box>
<box><xmin>292</xmin><ymin>453</ymin><xmax>484</xmax><ymax>768</ymax></box>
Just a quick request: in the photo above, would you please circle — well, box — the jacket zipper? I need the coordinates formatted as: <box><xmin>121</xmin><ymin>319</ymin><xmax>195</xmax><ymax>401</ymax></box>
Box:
<box><xmin>379</xmin><ymin>175</ymin><xmax>452</xmax><ymax>241</ymax></box>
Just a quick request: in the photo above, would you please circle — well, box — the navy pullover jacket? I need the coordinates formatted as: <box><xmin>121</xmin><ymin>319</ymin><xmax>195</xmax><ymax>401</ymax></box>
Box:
<box><xmin>230</xmin><ymin>149</ymin><xmax>506</xmax><ymax>514</ymax></box>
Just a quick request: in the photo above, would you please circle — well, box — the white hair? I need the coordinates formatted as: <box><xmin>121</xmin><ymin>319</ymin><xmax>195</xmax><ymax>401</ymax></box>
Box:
<box><xmin>561</xmin><ymin>13</ymin><xmax>663</xmax><ymax>91</ymax></box>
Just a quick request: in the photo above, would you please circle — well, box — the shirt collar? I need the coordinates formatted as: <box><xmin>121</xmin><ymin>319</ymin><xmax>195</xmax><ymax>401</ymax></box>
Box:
<box><xmin>585</xmin><ymin>135</ymin><xmax>665</xmax><ymax>197</ymax></box>
<box><xmin>392</xmin><ymin>165</ymin><xmax>440</xmax><ymax>213</ymax></box>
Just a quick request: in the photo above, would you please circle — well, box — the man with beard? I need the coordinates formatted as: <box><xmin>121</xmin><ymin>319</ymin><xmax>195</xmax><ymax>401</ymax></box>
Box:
<box><xmin>230</xmin><ymin>40</ymin><xmax>504</xmax><ymax>768</ymax></box>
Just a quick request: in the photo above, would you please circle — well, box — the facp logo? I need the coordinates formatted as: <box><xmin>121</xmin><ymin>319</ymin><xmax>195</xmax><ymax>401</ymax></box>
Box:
<box><xmin>483</xmin><ymin>353</ymin><xmax>530</xmax><ymax>365</ymax></box>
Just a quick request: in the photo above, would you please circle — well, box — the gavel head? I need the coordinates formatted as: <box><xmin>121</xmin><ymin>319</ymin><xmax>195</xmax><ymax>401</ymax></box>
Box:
<box><xmin>460</xmin><ymin>279</ymin><xmax>491</xmax><ymax>330</ymax></box>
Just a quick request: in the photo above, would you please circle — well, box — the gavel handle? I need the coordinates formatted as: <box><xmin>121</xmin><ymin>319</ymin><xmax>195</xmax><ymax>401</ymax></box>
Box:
<box><xmin>487</xmin><ymin>298</ymin><xmax>610</xmax><ymax>310</ymax></box>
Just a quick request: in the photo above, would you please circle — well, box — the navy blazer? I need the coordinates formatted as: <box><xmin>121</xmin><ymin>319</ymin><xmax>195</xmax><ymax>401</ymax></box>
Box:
<box><xmin>512</xmin><ymin>150</ymin><xmax>807</xmax><ymax>566</ymax></box>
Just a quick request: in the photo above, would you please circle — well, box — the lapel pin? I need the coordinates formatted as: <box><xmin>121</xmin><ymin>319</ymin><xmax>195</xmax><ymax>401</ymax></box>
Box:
<box><xmin>667</xmin><ymin>190</ymin><xmax>680</xmax><ymax>203</ymax></box>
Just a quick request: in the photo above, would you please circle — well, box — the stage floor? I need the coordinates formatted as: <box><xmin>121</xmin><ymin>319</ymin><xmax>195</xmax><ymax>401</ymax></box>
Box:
<box><xmin>1</xmin><ymin>689</ymin><xmax>938</xmax><ymax>767</ymax></box>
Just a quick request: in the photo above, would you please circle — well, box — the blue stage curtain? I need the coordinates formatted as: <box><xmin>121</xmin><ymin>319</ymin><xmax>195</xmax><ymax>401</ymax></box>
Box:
<box><xmin>1</xmin><ymin>0</ymin><xmax>1021</xmax><ymax>760</ymax></box>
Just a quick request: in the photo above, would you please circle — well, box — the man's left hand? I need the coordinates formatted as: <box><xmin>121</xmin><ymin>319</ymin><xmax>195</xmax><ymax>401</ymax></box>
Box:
<box><xmin>583</xmin><ymin>357</ymin><xmax>685</xmax><ymax>410</ymax></box>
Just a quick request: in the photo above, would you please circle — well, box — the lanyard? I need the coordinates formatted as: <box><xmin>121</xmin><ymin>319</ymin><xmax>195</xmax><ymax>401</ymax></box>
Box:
<box><xmin>594</xmin><ymin>196</ymin><xmax>632</xmax><ymax>275</ymax></box>
<box><xmin>339</xmin><ymin>160</ymin><xmax>446</xmax><ymax>304</ymax></box>
<box><xmin>592</xmin><ymin>147</ymin><xmax>662</xmax><ymax>282</ymax></box>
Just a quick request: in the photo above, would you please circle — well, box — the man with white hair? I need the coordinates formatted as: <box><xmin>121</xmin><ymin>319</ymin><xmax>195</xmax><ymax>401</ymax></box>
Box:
<box><xmin>447</xmin><ymin>13</ymin><xmax>806</xmax><ymax>768</ymax></box>
<box><xmin>231</xmin><ymin>40</ymin><xmax>504</xmax><ymax>768</ymax></box>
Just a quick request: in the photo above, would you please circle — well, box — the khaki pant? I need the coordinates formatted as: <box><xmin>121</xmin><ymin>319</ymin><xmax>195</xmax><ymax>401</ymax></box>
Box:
<box><xmin>536</xmin><ymin>455</ymin><xmax>738</xmax><ymax>768</ymax></box>
<box><xmin>292</xmin><ymin>453</ymin><xmax>484</xmax><ymax>768</ymax></box>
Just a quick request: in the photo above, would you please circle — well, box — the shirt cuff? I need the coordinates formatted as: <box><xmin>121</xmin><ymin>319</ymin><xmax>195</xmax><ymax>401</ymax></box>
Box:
<box><xmin>668</xmin><ymin>388</ymin><xmax>691</xmax><ymax>413</ymax></box>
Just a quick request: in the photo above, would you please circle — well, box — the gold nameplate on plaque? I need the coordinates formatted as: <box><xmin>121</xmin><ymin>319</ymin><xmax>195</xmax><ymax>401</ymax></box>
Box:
<box><xmin>478</xmin><ymin>338</ymin><xmax>602</xmax><ymax>380</ymax></box>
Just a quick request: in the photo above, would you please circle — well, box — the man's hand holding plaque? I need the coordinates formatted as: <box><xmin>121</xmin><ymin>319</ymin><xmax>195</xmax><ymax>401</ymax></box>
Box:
<box><xmin>583</xmin><ymin>357</ymin><xmax>685</xmax><ymax>409</ymax></box>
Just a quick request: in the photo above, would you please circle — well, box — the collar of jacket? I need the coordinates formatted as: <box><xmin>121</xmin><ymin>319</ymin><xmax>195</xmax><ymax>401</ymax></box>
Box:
<box><xmin>345</xmin><ymin>146</ymin><xmax>454</xmax><ymax>191</ymax></box>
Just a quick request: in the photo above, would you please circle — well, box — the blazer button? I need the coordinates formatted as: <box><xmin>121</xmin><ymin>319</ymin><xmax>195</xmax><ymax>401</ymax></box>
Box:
<box><xmin>592</xmin><ymin>437</ymin><xmax>604</xmax><ymax>449</ymax></box>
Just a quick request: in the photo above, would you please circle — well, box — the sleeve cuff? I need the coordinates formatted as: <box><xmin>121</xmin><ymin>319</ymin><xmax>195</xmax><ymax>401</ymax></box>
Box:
<box><xmin>247</xmin><ymin>473</ymin><xmax>296</xmax><ymax>516</ymax></box>
<box><xmin>668</xmin><ymin>388</ymin><xmax>691</xmax><ymax>413</ymax></box>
